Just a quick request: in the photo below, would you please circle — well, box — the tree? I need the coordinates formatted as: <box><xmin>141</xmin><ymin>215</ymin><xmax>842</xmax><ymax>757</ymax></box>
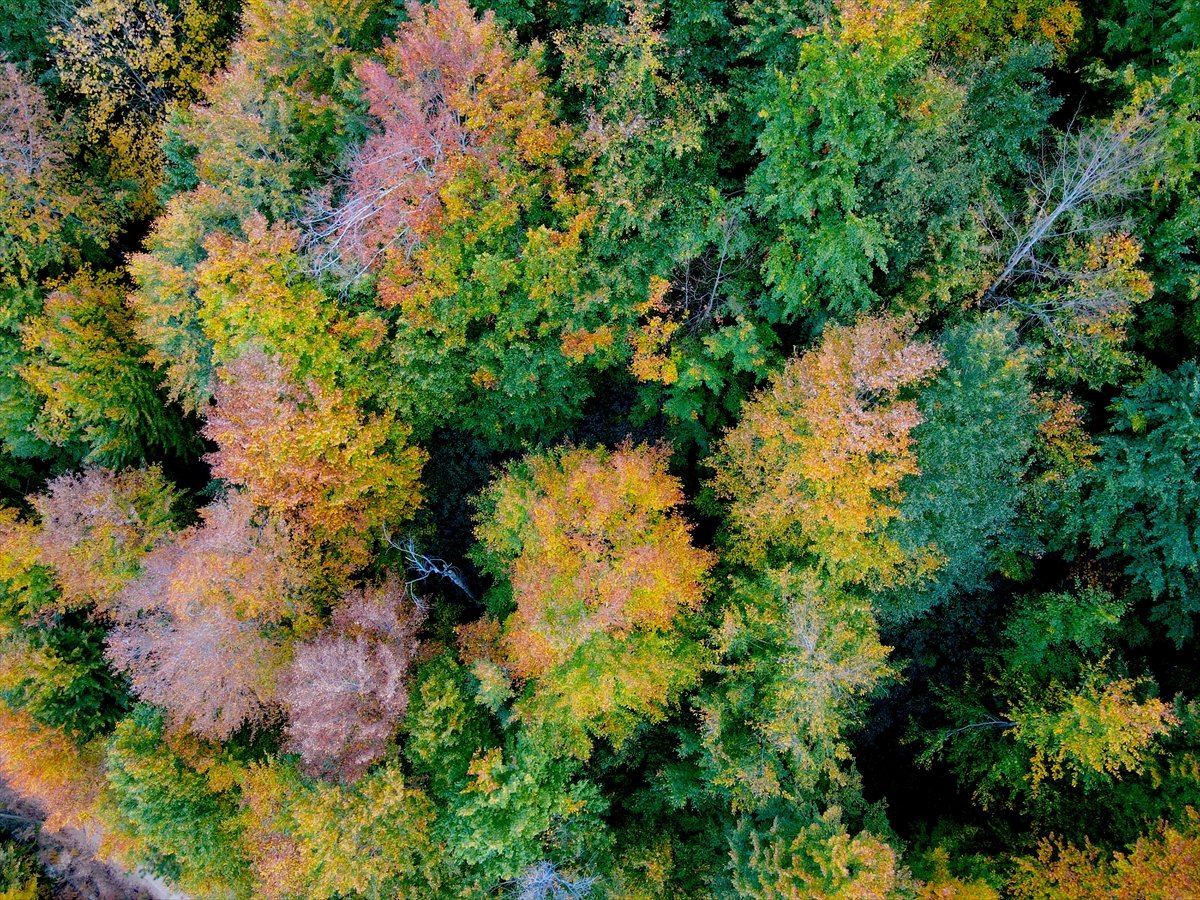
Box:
<box><xmin>556</xmin><ymin>2</ymin><xmax>726</xmax><ymax>312</ymax></box>
<box><xmin>880</xmin><ymin>317</ymin><xmax>1041</xmax><ymax>621</ymax></box>
<box><xmin>106</xmin><ymin>492</ymin><xmax>301</xmax><ymax>739</ymax></box>
<box><xmin>237</xmin><ymin>756</ymin><xmax>440</xmax><ymax>899</ymax></box>
<box><xmin>195</xmin><ymin>214</ymin><xmax>385</xmax><ymax>392</ymax></box>
<box><xmin>1010</xmin><ymin>809</ymin><xmax>1200</xmax><ymax>899</ymax></box>
<box><xmin>434</xmin><ymin>731</ymin><xmax>610</xmax><ymax>891</ymax></box>
<box><xmin>51</xmin><ymin>0</ymin><xmax>234</xmax><ymax>207</ymax></box>
<box><xmin>19</xmin><ymin>269</ymin><xmax>197</xmax><ymax>467</ymax></box>
<box><xmin>749</xmin><ymin>0</ymin><xmax>982</xmax><ymax>322</ymax></box>
<box><xmin>927</xmin><ymin>586</ymin><xmax>1179</xmax><ymax>811</ymax></box>
<box><xmin>309</xmin><ymin>0</ymin><xmax>568</xmax><ymax>277</ymax></box>
<box><xmin>103</xmin><ymin>705</ymin><xmax>251</xmax><ymax>897</ymax></box>
<box><xmin>281</xmin><ymin>575</ymin><xmax>424</xmax><ymax>782</ymax></box>
<box><xmin>711</xmin><ymin>315</ymin><xmax>944</xmax><ymax>585</ymax></box>
<box><xmin>699</xmin><ymin>567</ymin><xmax>892</xmax><ymax>811</ymax></box>
<box><xmin>1083</xmin><ymin>362</ymin><xmax>1200</xmax><ymax>642</ymax></box>
<box><xmin>473</xmin><ymin>442</ymin><xmax>714</xmax><ymax>754</ymax></box>
<box><xmin>316</xmin><ymin>0</ymin><xmax>634</xmax><ymax>447</ymax></box>
<box><xmin>0</xmin><ymin>703</ymin><xmax>102</xmax><ymax>831</ymax></box>
<box><xmin>730</xmin><ymin>808</ymin><xmax>910</xmax><ymax>899</ymax></box>
<box><xmin>926</xmin><ymin>0</ymin><xmax>1082</xmax><ymax>61</ymax></box>
<box><xmin>981</xmin><ymin>104</ymin><xmax>1160</xmax><ymax>386</ymax></box>
<box><xmin>1</xmin><ymin>63</ymin><xmax>118</xmax><ymax>476</ymax></box>
<box><xmin>30</xmin><ymin>466</ymin><xmax>180</xmax><ymax>611</ymax></box>
<box><xmin>0</xmin><ymin>61</ymin><xmax>114</xmax><ymax>287</ymax></box>
<box><xmin>107</xmin><ymin>591</ymin><xmax>285</xmax><ymax>742</ymax></box>
<box><xmin>1016</xmin><ymin>669</ymin><xmax>1178</xmax><ymax>793</ymax></box>
<box><xmin>203</xmin><ymin>349</ymin><xmax>425</xmax><ymax>571</ymax></box>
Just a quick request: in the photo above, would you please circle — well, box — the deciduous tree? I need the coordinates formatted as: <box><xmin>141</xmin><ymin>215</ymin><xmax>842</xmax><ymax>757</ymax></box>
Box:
<box><xmin>30</xmin><ymin>466</ymin><xmax>179</xmax><ymax>611</ymax></box>
<box><xmin>712</xmin><ymin>315</ymin><xmax>944</xmax><ymax>585</ymax></box>
<box><xmin>281</xmin><ymin>575</ymin><xmax>424</xmax><ymax>782</ymax></box>
<box><xmin>203</xmin><ymin>349</ymin><xmax>424</xmax><ymax>570</ymax></box>
<box><xmin>474</xmin><ymin>443</ymin><xmax>713</xmax><ymax>753</ymax></box>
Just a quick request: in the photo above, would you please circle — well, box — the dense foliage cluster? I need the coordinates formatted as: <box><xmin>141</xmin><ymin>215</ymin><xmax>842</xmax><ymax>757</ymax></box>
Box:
<box><xmin>2</xmin><ymin>0</ymin><xmax>1200</xmax><ymax>895</ymax></box>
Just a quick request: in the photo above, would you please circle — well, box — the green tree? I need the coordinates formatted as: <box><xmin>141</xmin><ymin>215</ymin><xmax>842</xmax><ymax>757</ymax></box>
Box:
<box><xmin>749</xmin><ymin>0</ymin><xmax>981</xmax><ymax>322</ymax></box>
<box><xmin>1083</xmin><ymin>362</ymin><xmax>1200</xmax><ymax>642</ymax></box>
<box><xmin>104</xmin><ymin>705</ymin><xmax>251</xmax><ymax>897</ymax></box>
<box><xmin>19</xmin><ymin>269</ymin><xmax>197</xmax><ymax>467</ymax></box>
<box><xmin>880</xmin><ymin>317</ymin><xmax>1041</xmax><ymax>622</ymax></box>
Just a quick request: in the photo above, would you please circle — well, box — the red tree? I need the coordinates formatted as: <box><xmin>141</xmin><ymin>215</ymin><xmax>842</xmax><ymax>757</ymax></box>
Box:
<box><xmin>309</xmin><ymin>0</ymin><xmax>565</xmax><ymax>275</ymax></box>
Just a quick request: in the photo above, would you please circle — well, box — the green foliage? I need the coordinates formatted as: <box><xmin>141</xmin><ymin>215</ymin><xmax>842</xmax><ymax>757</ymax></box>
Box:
<box><xmin>3</xmin><ymin>0</ymin><xmax>1200</xmax><ymax>894</ymax></box>
<box><xmin>750</xmin><ymin>0</ymin><xmax>981</xmax><ymax>322</ymax></box>
<box><xmin>18</xmin><ymin>270</ymin><xmax>197</xmax><ymax>467</ymax></box>
<box><xmin>0</xmin><ymin>834</ymin><xmax>49</xmax><ymax>900</ymax></box>
<box><xmin>104</xmin><ymin>706</ymin><xmax>251</xmax><ymax>897</ymax></box>
<box><xmin>881</xmin><ymin>317</ymin><xmax>1040</xmax><ymax>621</ymax></box>
<box><xmin>0</xmin><ymin>610</ymin><xmax>130</xmax><ymax>743</ymax></box>
<box><xmin>404</xmin><ymin>653</ymin><xmax>498</xmax><ymax>800</ymax></box>
<box><xmin>435</xmin><ymin>730</ymin><xmax>611</xmax><ymax>891</ymax></box>
<box><xmin>1084</xmin><ymin>363</ymin><xmax>1200</xmax><ymax>642</ymax></box>
<box><xmin>926</xmin><ymin>585</ymin><xmax>1178</xmax><ymax>823</ymax></box>
<box><xmin>729</xmin><ymin>807</ymin><xmax>908</xmax><ymax>899</ymax></box>
<box><xmin>700</xmin><ymin>566</ymin><xmax>891</xmax><ymax>815</ymax></box>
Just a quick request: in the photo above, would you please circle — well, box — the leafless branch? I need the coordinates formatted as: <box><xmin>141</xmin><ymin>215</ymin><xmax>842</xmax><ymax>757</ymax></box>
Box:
<box><xmin>382</xmin><ymin>527</ymin><xmax>474</xmax><ymax>601</ymax></box>
<box><xmin>983</xmin><ymin>103</ymin><xmax>1160</xmax><ymax>303</ymax></box>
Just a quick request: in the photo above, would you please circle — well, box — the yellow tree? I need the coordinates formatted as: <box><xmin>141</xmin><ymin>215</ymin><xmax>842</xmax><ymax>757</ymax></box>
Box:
<box><xmin>51</xmin><ymin>0</ymin><xmax>231</xmax><ymax>208</ymax></box>
<box><xmin>711</xmin><ymin>315</ymin><xmax>945</xmax><ymax>586</ymax></box>
<box><xmin>473</xmin><ymin>443</ymin><xmax>714</xmax><ymax>754</ymax></box>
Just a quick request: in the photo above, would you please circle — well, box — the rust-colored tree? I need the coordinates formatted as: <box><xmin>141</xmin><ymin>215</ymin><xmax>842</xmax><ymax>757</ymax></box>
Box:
<box><xmin>281</xmin><ymin>575</ymin><xmax>425</xmax><ymax>782</ymax></box>
<box><xmin>309</xmin><ymin>0</ymin><xmax>567</xmax><ymax>276</ymax></box>
<box><xmin>203</xmin><ymin>350</ymin><xmax>425</xmax><ymax>571</ymax></box>
<box><xmin>0</xmin><ymin>704</ymin><xmax>102</xmax><ymax>831</ymax></box>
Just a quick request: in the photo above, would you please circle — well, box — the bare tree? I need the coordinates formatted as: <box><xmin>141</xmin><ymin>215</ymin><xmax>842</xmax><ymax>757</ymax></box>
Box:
<box><xmin>383</xmin><ymin>527</ymin><xmax>474</xmax><ymax>601</ymax></box>
<box><xmin>983</xmin><ymin>103</ymin><xmax>1160</xmax><ymax>304</ymax></box>
<box><xmin>672</xmin><ymin>200</ymin><xmax>750</xmax><ymax>333</ymax></box>
<box><xmin>506</xmin><ymin>862</ymin><xmax>597</xmax><ymax>900</ymax></box>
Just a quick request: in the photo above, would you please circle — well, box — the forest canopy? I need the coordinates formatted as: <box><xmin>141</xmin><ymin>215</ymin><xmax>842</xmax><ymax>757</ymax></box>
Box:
<box><xmin>2</xmin><ymin>0</ymin><xmax>1200</xmax><ymax>896</ymax></box>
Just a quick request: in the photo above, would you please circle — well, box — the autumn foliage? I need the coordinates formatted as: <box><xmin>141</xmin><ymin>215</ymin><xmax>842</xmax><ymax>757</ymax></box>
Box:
<box><xmin>0</xmin><ymin>704</ymin><xmax>102</xmax><ymax>831</ymax></box>
<box><xmin>105</xmin><ymin>492</ymin><xmax>299</xmax><ymax>739</ymax></box>
<box><xmin>313</xmin><ymin>0</ymin><xmax>566</xmax><ymax>275</ymax></box>
<box><xmin>4</xmin><ymin>0</ymin><xmax>1200</xmax><ymax>894</ymax></box>
<box><xmin>713</xmin><ymin>315</ymin><xmax>944</xmax><ymax>585</ymax></box>
<box><xmin>476</xmin><ymin>443</ymin><xmax>712</xmax><ymax>679</ymax></box>
<box><xmin>203</xmin><ymin>349</ymin><xmax>424</xmax><ymax>566</ymax></box>
<box><xmin>281</xmin><ymin>576</ymin><xmax>425</xmax><ymax>781</ymax></box>
<box><xmin>31</xmin><ymin>466</ymin><xmax>178</xmax><ymax>611</ymax></box>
